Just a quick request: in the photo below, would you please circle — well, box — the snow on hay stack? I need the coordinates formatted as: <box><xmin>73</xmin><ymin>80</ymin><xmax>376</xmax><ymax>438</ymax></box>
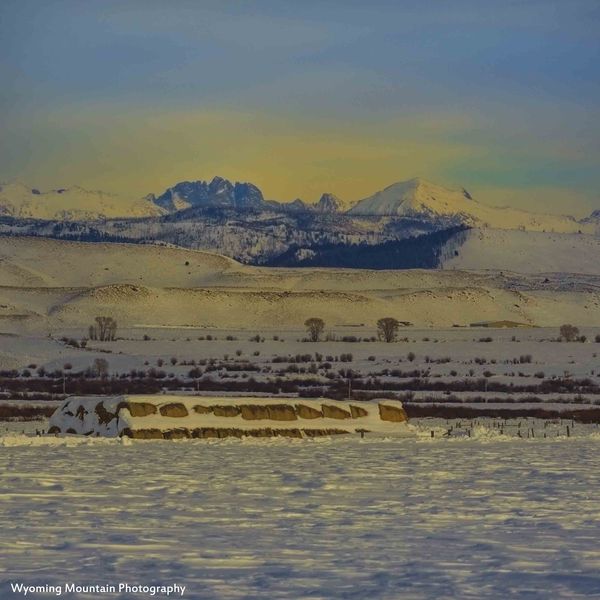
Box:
<box><xmin>48</xmin><ymin>396</ymin><xmax>410</xmax><ymax>439</ymax></box>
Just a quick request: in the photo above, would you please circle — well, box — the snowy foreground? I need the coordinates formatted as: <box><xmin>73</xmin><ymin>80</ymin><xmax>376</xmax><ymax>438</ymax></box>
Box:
<box><xmin>1</xmin><ymin>420</ymin><xmax>600</xmax><ymax>599</ymax></box>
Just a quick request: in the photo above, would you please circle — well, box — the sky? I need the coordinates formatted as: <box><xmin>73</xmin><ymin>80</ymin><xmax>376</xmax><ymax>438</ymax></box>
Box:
<box><xmin>1</xmin><ymin>0</ymin><xmax>599</xmax><ymax>215</ymax></box>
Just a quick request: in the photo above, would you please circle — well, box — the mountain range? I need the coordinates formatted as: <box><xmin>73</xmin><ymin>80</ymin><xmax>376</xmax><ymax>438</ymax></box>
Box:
<box><xmin>1</xmin><ymin>176</ymin><xmax>598</xmax><ymax>268</ymax></box>
<box><xmin>2</xmin><ymin>175</ymin><xmax>597</xmax><ymax>228</ymax></box>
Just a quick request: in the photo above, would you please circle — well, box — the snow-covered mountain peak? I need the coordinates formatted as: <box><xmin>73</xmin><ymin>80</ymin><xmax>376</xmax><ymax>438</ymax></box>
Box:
<box><xmin>345</xmin><ymin>177</ymin><xmax>588</xmax><ymax>233</ymax></box>
<box><xmin>153</xmin><ymin>177</ymin><xmax>268</xmax><ymax>213</ymax></box>
<box><xmin>314</xmin><ymin>192</ymin><xmax>352</xmax><ymax>213</ymax></box>
<box><xmin>0</xmin><ymin>182</ymin><xmax>164</xmax><ymax>220</ymax></box>
<box><xmin>347</xmin><ymin>178</ymin><xmax>476</xmax><ymax>218</ymax></box>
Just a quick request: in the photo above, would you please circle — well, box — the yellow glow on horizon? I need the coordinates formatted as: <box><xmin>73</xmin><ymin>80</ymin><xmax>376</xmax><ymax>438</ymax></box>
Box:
<box><xmin>2</xmin><ymin>106</ymin><xmax>594</xmax><ymax>216</ymax></box>
<box><xmin>6</xmin><ymin>107</ymin><xmax>476</xmax><ymax>202</ymax></box>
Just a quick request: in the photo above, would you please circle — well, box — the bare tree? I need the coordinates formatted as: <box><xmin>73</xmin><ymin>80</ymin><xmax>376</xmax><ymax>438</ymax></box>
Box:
<box><xmin>377</xmin><ymin>317</ymin><xmax>400</xmax><ymax>343</ymax></box>
<box><xmin>304</xmin><ymin>318</ymin><xmax>325</xmax><ymax>342</ymax></box>
<box><xmin>560</xmin><ymin>324</ymin><xmax>579</xmax><ymax>342</ymax></box>
<box><xmin>93</xmin><ymin>358</ymin><xmax>109</xmax><ymax>378</ymax></box>
<box><xmin>89</xmin><ymin>316</ymin><xmax>117</xmax><ymax>341</ymax></box>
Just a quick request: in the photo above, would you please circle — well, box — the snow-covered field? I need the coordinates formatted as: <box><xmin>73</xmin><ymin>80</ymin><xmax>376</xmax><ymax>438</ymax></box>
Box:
<box><xmin>1</xmin><ymin>419</ymin><xmax>600</xmax><ymax>599</ymax></box>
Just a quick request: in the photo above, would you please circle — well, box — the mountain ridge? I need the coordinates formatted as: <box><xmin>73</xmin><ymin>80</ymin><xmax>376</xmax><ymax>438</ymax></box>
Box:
<box><xmin>1</xmin><ymin>176</ymin><xmax>598</xmax><ymax>266</ymax></box>
<box><xmin>2</xmin><ymin>176</ymin><xmax>595</xmax><ymax>229</ymax></box>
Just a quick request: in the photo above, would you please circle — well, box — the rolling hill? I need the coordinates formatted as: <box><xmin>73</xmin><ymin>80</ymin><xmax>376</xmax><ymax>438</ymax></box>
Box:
<box><xmin>1</xmin><ymin>237</ymin><xmax>599</xmax><ymax>335</ymax></box>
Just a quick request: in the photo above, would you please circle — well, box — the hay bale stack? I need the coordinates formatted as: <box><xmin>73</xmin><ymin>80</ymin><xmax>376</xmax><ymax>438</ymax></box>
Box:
<box><xmin>159</xmin><ymin>403</ymin><xmax>189</xmax><ymax>417</ymax></box>
<box><xmin>163</xmin><ymin>428</ymin><xmax>190</xmax><ymax>439</ymax></box>
<box><xmin>267</xmin><ymin>404</ymin><xmax>297</xmax><ymax>421</ymax></box>
<box><xmin>121</xmin><ymin>402</ymin><xmax>157</xmax><ymax>417</ymax></box>
<box><xmin>191</xmin><ymin>427</ymin><xmax>219</xmax><ymax>438</ymax></box>
<box><xmin>378</xmin><ymin>403</ymin><xmax>408</xmax><ymax>422</ymax></box>
<box><xmin>121</xmin><ymin>428</ymin><xmax>164</xmax><ymax>439</ymax></box>
<box><xmin>49</xmin><ymin>395</ymin><xmax>411</xmax><ymax>439</ymax></box>
<box><xmin>213</xmin><ymin>405</ymin><xmax>241</xmax><ymax>417</ymax></box>
<box><xmin>240</xmin><ymin>404</ymin><xmax>270</xmax><ymax>420</ymax></box>
<box><xmin>302</xmin><ymin>428</ymin><xmax>351</xmax><ymax>437</ymax></box>
<box><xmin>296</xmin><ymin>404</ymin><xmax>323</xmax><ymax>419</ymax></box>
<box><xmin>350</xmin><ymin>405</ymin><xmax>368</xmax><ymax>418</ymax></box>
<box><xmin>322</xmin><ymin>404</ymin><xmax>351</xmax><ymax>419</ymax></box>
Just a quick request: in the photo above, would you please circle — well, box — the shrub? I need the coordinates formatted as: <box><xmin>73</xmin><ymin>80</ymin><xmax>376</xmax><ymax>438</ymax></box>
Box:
<box><xmin>304</xmin><ymin>318</ymin><xmax>325</xmax><ymax>342</ymax></box>
<box><xmin>92</xmin><ymin>358</ymin><xmax>109</xmax><ymax>378</ymax></box>
<box><xmin>377</xmin><ymin>317</ymin><xmax>400</xmax><ymax>343</ymax></box>
<box><xmin>88</xmin><ymin>316</ymin><xmax>117</xmax><ymax>341</ymax></box>
<box><xmin>560</xmin><ymin>324</ymin><xmax>579</xmax><ymax>342</ymax></box>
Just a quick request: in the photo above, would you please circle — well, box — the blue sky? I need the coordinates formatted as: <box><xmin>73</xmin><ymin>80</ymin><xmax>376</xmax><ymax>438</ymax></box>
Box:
<box><xmin>1</xmin><ymin>0</ymin><xmax>598</xmax><ymax>214</ymax></box>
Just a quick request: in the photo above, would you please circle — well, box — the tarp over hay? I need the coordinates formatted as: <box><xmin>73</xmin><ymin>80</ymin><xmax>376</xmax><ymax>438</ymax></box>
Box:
<box><xmin>48</xmin><ymin>395</ymin><xmax>411</xmax><ymax>439</ymax></box>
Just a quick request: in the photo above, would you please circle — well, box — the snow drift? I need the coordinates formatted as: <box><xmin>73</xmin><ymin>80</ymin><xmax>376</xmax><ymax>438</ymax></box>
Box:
<box><xmin>48</xmin><ymin>395</ymin><xmax>411</xmax><ymax>439</ymax></box>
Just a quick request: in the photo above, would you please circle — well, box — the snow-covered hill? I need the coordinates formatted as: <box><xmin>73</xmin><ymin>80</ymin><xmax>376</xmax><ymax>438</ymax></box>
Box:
<box><xmin>2</xmin><ymin>237</ymin><xmax>600</xmax><ymax>334</ymax></box>
<box><xmin>348</xmin><ymin>178</ymin><xmax>592</xmax><ymax>234</ymax></box>
<box><xmin>0</xmin><ymin>183</ymin><xmax>164</xmax><ymax>220</ymax></box>
<box><xmin>441</xmin><ymin>228</ymin><xmax>600</xmax><ymax>275</ymax></box>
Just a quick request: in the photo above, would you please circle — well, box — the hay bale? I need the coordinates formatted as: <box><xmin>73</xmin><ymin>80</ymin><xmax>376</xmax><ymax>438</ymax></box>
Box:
<box><xmin>216</xmin><ymin>428</ymin><xmax>244</xmax><ymax>438</ymax></box>
<box><xmin>159</xmin><ymin>403</ymin><xmax>189</xmax><ymax>417</ymax></box>
<box><xmin>267</xmin><ymin>404</ymin><xmax>297</xmax><ymax>421</ymax></box>
<box><xmin>245</xmin><ymin>428</ymin><xmax>274</xmax><ymax>437</ymax></box>
<box><xmin>296</xmin><ymin>404</ymin><xmax>323</xmax><ymax>419</ymax></box>
<box><xmin>213</xmin><ymin>405</ymin><xmax>241</xmax><ymax>417</ymax></box>
<box><xmin>378</xmin><ymin>403</ymin><xmax>408</xmax><ymax>422</ymax></box>
<box><xmin>191</xmin><ymin>427</ymin><xmax>219</xmax><ymax>438</ymax></box>
<box><xmin>95</xmin><ymin>401</ymin><xmax>116</xmax><ymax>425</ymax></box>
<box><xmin>240</xmin><ymin>404</ymin><xmax>270</xmax><ymax>420</ymax></box>
<box><xmin>322</xmin><ymin>404</ymin><xmax>351</xmax><ymax>419</ymax></box>
<box><xmin>48</xmin><ymin>425</ymin><xmax>61</xmax><ymax>434</ymax></box>
<box><xmin>121</xmin><ymin>428</ymin><xmax>164</xmax><ymax>439</ymax></box>
<box><xmin>273</xmin><ymin>428</ymin><xmax>302</xmax><ymax>438</ymax></box>
<box><xmin>120</xmin><ymin>402</ymin><xmax>157</xmax><ymax>417</ymax></box>
<box><xmin>302</xmin><ymin>428</ymin><xmax>351</xmax><ymax>437</ymax></box>
<box><xmin>163</xmin><ymin>428</ymin><xmax>190</xmax><ymax>439</ymax></box>
<box><xmin>350</xmin><ymin>405</ymin><xmax>368</xmax><ymax>418</ymax></box>
<box><xmin>193</xmin><ymin>405</ymin><xmax>213</xmax><ymax>415</ymax></box>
